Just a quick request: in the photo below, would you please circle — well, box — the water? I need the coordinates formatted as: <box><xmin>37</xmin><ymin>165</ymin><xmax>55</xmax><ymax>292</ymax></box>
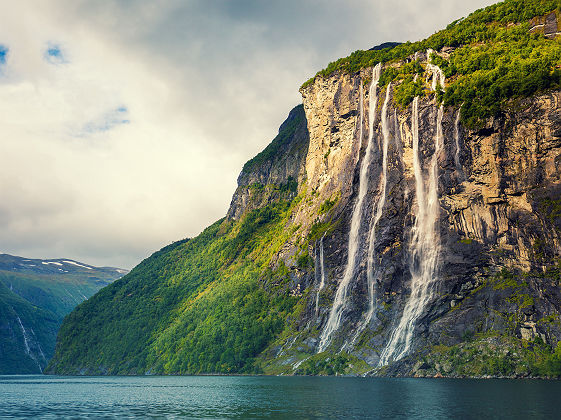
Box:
<box><xmin>318</xmin><ymin>64</ymin><xmax>381</xmax><ymax>352</ymax></box>
<box><xmin>379</xmin><ymin>60</ymin><xmax>445</xmax><ymax>365</ymax></box>
<box><xmin>1</xmin><ymin>375</ymin><xmax>559</xmax><ymax>419</ymax></box>
<box><xmin>15</xmin><ymin>315</ymin><xmax>44</xmax><ymax>372</ymax></box>
<box><xmin>315</xmin><ymin>235</ymin><xmax>326</xmax><ymax>315</ymax></box>
<box><xmin>350</xmin><ymin>82</ymin><xmax>391</xmax><ymax>347</ymax></box>
<box><xmin>454</xmin><ymin>109</ymin><xmax>463</xmax><ymax>177</ymax></box>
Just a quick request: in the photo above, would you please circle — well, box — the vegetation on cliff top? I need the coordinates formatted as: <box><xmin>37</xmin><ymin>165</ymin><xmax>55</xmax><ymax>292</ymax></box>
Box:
<box><xmin>302</xmin><ymin>0</ymin><xmax>561</xmax><ymax>127</ymax></box>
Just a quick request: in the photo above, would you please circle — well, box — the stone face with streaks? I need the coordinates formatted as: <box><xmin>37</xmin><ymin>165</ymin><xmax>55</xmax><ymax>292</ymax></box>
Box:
<box><xmin>229</xmin><ymin>55</ymin><xmax>561</xmax><ymax>374</ymax></box>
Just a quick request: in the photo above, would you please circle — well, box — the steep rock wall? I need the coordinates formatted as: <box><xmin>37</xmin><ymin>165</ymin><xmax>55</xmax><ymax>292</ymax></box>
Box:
<box><xmin>268</xmin><ymin>57</ymin><xmax>561</xmax><ymax>374</ymax></box>
<box><xmin>226</xmin><ymin>105</ymin><xmax>309</xmax><ymax>221</ymax></box>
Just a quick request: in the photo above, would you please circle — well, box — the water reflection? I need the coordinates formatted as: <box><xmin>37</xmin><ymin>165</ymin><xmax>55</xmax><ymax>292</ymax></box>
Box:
<box><xmin>0</xmin><ymin>375</ymin><xmax>559</xmax><ymax>419</ymax></box>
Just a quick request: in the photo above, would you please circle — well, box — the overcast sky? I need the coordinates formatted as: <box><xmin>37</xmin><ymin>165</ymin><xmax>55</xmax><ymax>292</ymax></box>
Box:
<box><xmin>0</xmin><ymin>0</ymin><xmax>496</xmax><ymax>269</ymax></box>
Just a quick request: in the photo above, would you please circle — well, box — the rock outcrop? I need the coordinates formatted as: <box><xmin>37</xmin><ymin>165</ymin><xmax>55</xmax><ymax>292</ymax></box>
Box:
<box><xmin>226</xmin><ymin>105</ymin><xmax>309</xmax><ymax>221</ymax></box>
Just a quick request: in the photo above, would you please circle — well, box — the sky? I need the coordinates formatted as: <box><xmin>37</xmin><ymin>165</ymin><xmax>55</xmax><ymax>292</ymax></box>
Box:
<box><xmin>0</xmin><ymin>0</ymin><xmax>497</xmax><ymax>269</ymax></box>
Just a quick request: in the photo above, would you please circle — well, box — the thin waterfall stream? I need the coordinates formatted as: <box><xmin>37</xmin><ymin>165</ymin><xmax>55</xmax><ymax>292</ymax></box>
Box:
<box><xmin>454</xmin><ymin>109</ymin><xmax>463</xmax><ymax>178</ymax></box>
<box><xmin>315</xmin><ymin>234</ymin><xmax>326</xmax><ymax>315</ymax></box>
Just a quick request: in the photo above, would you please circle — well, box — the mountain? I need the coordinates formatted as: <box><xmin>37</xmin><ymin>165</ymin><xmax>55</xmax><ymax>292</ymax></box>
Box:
<box><xmin>48</xmin><ymin>0</ymin><xmax>561</xmax><ymax>377</ymax></box>
<box><xmin>0</xmin><ymin>254</ymin><xmax>126</xmax><ymax>373</ymax></box>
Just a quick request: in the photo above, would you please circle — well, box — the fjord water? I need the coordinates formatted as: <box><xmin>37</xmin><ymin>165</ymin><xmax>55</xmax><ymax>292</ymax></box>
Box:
<box><xmin>1</xmin><ymin>375</ymin><xmax>560</xmax><ymax>419</ymax></box>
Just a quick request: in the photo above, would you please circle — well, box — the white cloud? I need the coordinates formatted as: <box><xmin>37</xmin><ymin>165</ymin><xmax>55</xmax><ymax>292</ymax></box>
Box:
<box><xmin>0</xmin><ymin>0</ymin><xmax>497</xmax><ymax>268</ymax></box>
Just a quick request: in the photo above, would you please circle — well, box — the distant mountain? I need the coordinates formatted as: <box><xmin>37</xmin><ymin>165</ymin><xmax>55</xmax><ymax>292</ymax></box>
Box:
<box><xmin>0</xmin><ymin>253</ymin><xmax>127</xmax><ymax>373</ymax></box>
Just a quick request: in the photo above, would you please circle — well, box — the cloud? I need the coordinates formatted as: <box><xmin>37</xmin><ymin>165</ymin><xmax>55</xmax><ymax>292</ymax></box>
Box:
<box><xmin>0</xmin><ymin>0</ymin><xmax>497</xmax><ymax>268</ymax></box>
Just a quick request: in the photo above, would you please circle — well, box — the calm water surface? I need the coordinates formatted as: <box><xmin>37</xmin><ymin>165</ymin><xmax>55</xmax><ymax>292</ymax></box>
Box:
<box><xmin>0</xmin><ymin>375</ymin><xmax>559</xmax><ymax>419</ymax></box>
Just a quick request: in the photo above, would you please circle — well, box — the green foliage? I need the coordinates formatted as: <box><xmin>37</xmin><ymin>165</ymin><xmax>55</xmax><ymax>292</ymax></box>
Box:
<box><xmin>48</xmin><ymin>198</ymin><xmax>303</xmax><ymax>375</ymax></box>
<box><xmin>539</xmin><ymin>195</ymin><xmax>561</xmax><ymax>226</ymax></box>
<box><xmin>301</xmin><ymin>0</ymin><xmax>561</xmax><ymax>126</ymax></box>
<box><xmin>491</xmin><ymin>267</ymin><xmax>519</xmax><ymax>290</ymax></box>
<box><xmin>443</xmin><ymin>28</ymin><xmax>561</xmax><ymax>126</ymax></box>
<box><xmin>0</xmin><ymin>270</ymin><xmax>116</xmax><ymax>318</ymax></box>
<box><xmin>0</xmin><ymin>281</ymin><xmax>59</xmax><ymax>373</ymax></box>
<box><xmin>279</xmin><ymin>176</ymin><xmax>298</xmax><ymax>193</ymax></box>
<box><xmin>318</xmin><ymin>196</ymin><xmax>339</xmax><ymax>215</ymax></box>
<box><xmin>0</xmin><ymin>262</ymin><xmax>119</xmax><ymax>373</ymax></box>
<box><xmin>536</xmin><ymin>340</ymin><xmax>561</xmax><ymax>377</ymax></box>
<box><xmin>429</xmin><ymin>334</ymin><xmax>561</xmax><ymax>377</ymax></box>
<box><xmin>379</xmin><ymin>61</ymin><xmax>424</xmax><ymax>87</ymax></box>
<box><xmin>298</xmin><ymin>353</ymin><xmax>350</xmax><ymax>375</ymax></box>
<box><xmin>393</xmin><ymin>76</ymin><xmax>425</xmax><ymax>108</ymax></box>
<box><xmin>307</xmin><ymin>220</ymin><xmax>338</xmax><ymax>244</ymax></box>
<box><xmin>296</xmin><ymin>251</ymin><xmax>313</xmax><ymax>269</ymax></box>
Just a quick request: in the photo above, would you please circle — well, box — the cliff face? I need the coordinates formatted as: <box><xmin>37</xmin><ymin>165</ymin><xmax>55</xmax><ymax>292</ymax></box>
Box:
<box><xmin>226</xmin><ymin>105</ymin><xmax>309</xmax><ymax>221</ymax></box>
<box><xmin>269</xmin><ymin>60</ymin><xmax>561</xmax><ymax>375</ymax></box>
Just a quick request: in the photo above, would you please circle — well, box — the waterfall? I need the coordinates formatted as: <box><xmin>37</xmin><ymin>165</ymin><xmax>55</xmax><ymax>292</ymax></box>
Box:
<box><xmin>454</xmin><ymin>109</ymin><xmax>463</xmax><ymax>176</ymax></box>
<box><xmin>426</xmin><ymin>49</ymin><xmax>445</xmax><ymax>91</ymax></box>
<box><xmin>16</xmin><ymin>315</ymin><xmax>43</xmax><ymax>372</ymax></box>
<box><xmin>379</xmin><ymin>58</ymin><xmax>445</xmax><ymax>365</ymax></box>
<box><xmin>318</xmin><ymin>63</ymin><xmax>381</xmax><ymax>353</ymax></box>
<box><xmin>315</xmin><ymin>234</ymin><xmax>326</xmax><ymax>315</ymax></box>
<box><xmin>350</xmin><ymin>82</ymin><xmax>392</xmax><ymax>347</ymax></box>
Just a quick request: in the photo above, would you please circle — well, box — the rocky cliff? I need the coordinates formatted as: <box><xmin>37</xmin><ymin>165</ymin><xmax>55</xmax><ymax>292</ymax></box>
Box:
<box><xmin>262</xmin><ymin>57</ymin><xmax>561</xmax><ymax>377</ymax></box>
<box><xmin>48</xmin><ymin>0</ymin><xmax>561</xmax><ymax>377</ymax></box>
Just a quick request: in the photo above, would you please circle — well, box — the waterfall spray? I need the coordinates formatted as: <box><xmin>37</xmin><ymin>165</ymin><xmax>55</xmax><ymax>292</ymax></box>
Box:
<box><xmin>379</xmin><ymin>56</ymin><xmax>445</xmax><ymax>365</ymax></box>
<box><xmin>317</xmin><ymin>63</ymin><xmax>382</xmax><ymax>352</ymax></box>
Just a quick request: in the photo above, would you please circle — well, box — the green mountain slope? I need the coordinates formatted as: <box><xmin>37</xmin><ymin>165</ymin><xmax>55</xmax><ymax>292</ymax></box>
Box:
<box><xmin>0</xmin><ymin>281</ymin><xmax>58</xmax><ymax>373</ymax></box>
<box><xmin>48</xmin><ymin>0</ymin><xmax>561</xmax><ymax>377</ymax></box>
<box><xmin>47</xmin><ymin>106</ymin><xmax>309</xmax><ymax>375</ymax></box>
<box><xmin>0</xmin><ymin>254</ymin><xmax>126</xmax><ymax>373</ymax></box>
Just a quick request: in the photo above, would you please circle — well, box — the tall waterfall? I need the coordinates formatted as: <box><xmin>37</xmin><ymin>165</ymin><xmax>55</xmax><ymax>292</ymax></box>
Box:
<box><xmin>318</xmin><ymin>63</ymin><xmax>382</xmax><ymax>352</ymax></box>
<box><xmin>379</xmin><ymin>60</ymin><xmax>445</xmax><ymax>365</ymax></box>
<box><xmin>315</xmin><ymin>234</ymin><xmax>326</xmax><ymax>315</ymax></box>
<box><xmin>350</xmin><ymin>82</ymin><xmax>392</xmax><ymax>346</ymax></box>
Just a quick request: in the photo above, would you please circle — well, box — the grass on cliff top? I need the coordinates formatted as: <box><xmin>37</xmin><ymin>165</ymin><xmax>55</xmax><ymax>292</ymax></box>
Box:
<box><xmin>301</xmin><ymin>0</ymin><xmax>561</xmax><ymax>128</ymax></box>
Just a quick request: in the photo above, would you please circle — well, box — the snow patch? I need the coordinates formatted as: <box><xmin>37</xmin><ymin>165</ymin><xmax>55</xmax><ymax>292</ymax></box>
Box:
<box><xmin>62</xmin><ymin>260</ymin><xmax>93</xmax><ymax>270</ymax></box>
